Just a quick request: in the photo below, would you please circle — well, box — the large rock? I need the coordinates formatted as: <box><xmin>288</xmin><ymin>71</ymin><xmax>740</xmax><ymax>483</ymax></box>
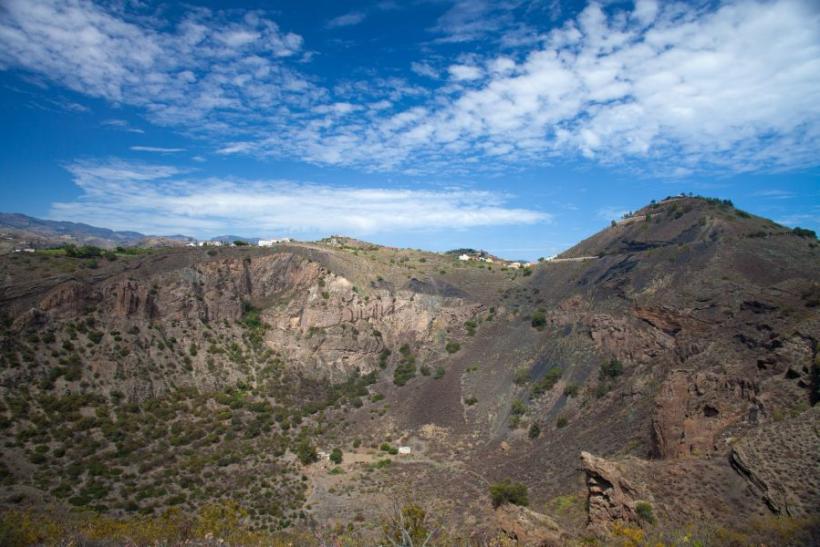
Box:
<box><xmin>494</xmin><ymin>503</ymin><xmax>565</xmax><ymax>546</ymax></box>
<box><xmin>580</xmin><ymin>451</ymin><xmax>649</xmax><ymax>536</ymax></box>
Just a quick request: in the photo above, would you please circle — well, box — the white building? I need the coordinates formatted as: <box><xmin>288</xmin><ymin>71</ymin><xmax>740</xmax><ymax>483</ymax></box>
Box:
<box><xmin>509</xmin><ymin>262</ymin><xmax>522</xmax><ymax>269</ymax></box>
<box><xmin>258</xmin><ymin>238</ymin><xmax>292</xmax><ymax>247</ymax></box>
<box><xmin>458</xmin><ymin>254</ymin><xmax>471</xmax><ymax>261</ymax></box>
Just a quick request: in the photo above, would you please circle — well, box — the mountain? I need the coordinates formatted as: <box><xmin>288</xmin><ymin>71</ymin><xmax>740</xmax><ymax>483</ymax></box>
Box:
<box><xmin>0</xmin><ymin>213</ymin><xmax>146</xmax><ymax>250</ymax></box>
<box><xmin>0</xmin><ymin>213</ymin><xmax>252</xmax><ymax>252</ymax></box>
<box><xmin>0</xmin><ymin>197</ymin><xmax>817</xmax><ymax>545</ymax></box>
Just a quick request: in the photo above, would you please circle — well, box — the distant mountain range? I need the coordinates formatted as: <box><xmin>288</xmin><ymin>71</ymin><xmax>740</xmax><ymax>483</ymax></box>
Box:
<box><xmin>0</xmin><ymin>213</ymin><xmax>260</xmax><ymax>252</ymax></box>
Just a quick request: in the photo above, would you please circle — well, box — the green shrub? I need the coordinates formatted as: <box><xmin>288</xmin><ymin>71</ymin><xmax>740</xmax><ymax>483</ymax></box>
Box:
<box><xmin>636</xmin><ymin>501</ymin><xmax>656</xmax><ymax>524</ymax></box>
<box><xmin>531</xmin><ymin>367</ymin><xmax>562</xmax><ymax>396</ymax></box>
<box><xmin>793</xmin><ymin>226</ymin><xmax>817</xmax><ymax>239</ymax></box>
<box><xmin>599</xmin><ymin>359</ymin><xmax>623</xmax><ymax>380</ymax></box>
<box><xmin>563</xmin><ymin>383</ymin><xmax>579</xmax><ymax>397</ymax></box>
<box><xmin>329</xmin><ymin>448</ymin><xmax>343</xmax><ymax>465</ymax></box>
<box><xmin>464</xmin><ymin>320</ymin><xmax>477</xmax><ymax>336</ymax></box>
<box><xmin>531</xmin><ymin>310</ymin><xmax>546</xmax><ymax>329</ymax></box>
<box><xmin>528</xmin><ymin>423</ymin><xmax>540</xmax><ymax>439</ymax></box>
<box><xmin>489</xmin><ymin>481</ymin><xmax>529</xmax><ymax>508</ymax></box>
<box><xmin>433</xmin><ymin>366</ymin><xmax>445</xmax><ymax>380</ymax></box>
<box><xmin>556</xmin><ymin>416</ymin><xmax>568</xmax><ymax>428</ymax></box>
<box><xmin>378</xmin><ymin>348</ymin><xmax>391</xmax><ymax>369</ymax></box>
<box><xmin>464</xmin><ymin>396</ymin><xmax>478</xmax><ymax>406</ymax></box>
<box><xmin>513</xmin><ymin>366</ymin><xmax>530</xmax><ymax>385</ymax></box>
<box><xmin>393</xmin><ymin>361</ymin><xmax>416</xmax><ymax>386</ymax></box>
<box><xmin>295</xmin><ymin>438</ymin><xmax>318</xmax><ymax>465</ymax></box>
<box><xmin>445</xmin><ymin>341</ymin><xmax>460</xmax><ymax>354</ymax></box>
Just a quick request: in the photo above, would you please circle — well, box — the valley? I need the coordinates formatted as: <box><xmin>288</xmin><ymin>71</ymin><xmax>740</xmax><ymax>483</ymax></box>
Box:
<box><xmin>0</xmin><ymin>197</ymin><xmax>818</xmax><ymax>545</ymax></box>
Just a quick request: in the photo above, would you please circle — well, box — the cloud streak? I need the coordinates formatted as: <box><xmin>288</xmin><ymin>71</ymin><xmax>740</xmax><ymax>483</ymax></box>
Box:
<box><xmin>130</xmin><ymin>146</ymin><xmax>186</xmax><ymax>153</ymax></box>
<box><xmin>50</xmin><ymin>159</ymin><xmax>550</xmax><ymax>237</ymax></box>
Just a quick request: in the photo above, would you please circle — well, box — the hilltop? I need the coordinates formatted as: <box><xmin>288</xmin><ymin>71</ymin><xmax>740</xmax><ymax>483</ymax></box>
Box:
<box><xmin>0</xmin><ymin>197</ymin><xmax>817</xmax><ymax>545</ymax></box>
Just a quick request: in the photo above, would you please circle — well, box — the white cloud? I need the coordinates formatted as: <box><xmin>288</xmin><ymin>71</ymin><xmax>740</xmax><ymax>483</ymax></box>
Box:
<box><xmin>326</xmin><ymin>11</ymin><xmax>367</xmax><ymax>29</ymax></box>
<box><xmin>102</xmin><ymin>119</ymin><xmax>144</xmax><ymax>133</ymax></box>
<box><xmin>50</xmin><ymin>159</ymin><xmax>550</xmax><ymax>236</ymax></box>
<box><xmin>430</xmin><ymin>0</ymin><xmax>510</xmax><ymax>43</ymax></box>
<box><xmin>411</xmin><ymin>61</ymin><xmax>439</xmax><ymax>79</ymax></box>
<box><xmin>0</xmin><ymin>0</ymin><xmax>308</xmax><ymax>129</ymax></box>
<box><xmin>448</xmin><ymin>64</ymin><xmax>483</xmax><ymax>81</ymax></box>
<box><xmin>130</xmin><ymin>146</ymin><xmax>186</xmax><ymax>153</ymax></box>
<box><xmin>268</xmin><ymin>0</ymin><xmax>820</xmax><ymax>174</ymax></box>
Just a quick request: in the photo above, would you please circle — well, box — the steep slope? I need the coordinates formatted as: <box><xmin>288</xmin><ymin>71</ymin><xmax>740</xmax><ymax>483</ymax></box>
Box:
<box><xmin>0</xmin><ymin>197</ymin><xmax>817</xmax><ymax>545</ymax></box>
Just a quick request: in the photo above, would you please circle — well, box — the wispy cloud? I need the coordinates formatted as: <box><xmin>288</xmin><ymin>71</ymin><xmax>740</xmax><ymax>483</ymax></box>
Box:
<box><xmin>411</xmin><ymin>61</ymin><xmax>439</xmax><ymax>79</ymax></box>
<box><xmin>326</xmin><ymin>11</ymin><xmax>367</xmax><ymax>29</ymax></box>
<box><xmin>102</xmin><ymin>119</ymin><xmax>144</xmax><ymax>134</ymax></box>
<box><xmin>752</xmin><ymin>189</ymin><xmax>795</xmax><ymax>199</ymax></box>
<box><xmin>50</xmin><ymin>159</ymin><xmax>550</xmax><ymax>236</ymax></box>
<box><xmin>130</xmin><ymin>146</ymin><xmax>186</xmax><ymax>153</ymax></box>
<box><xmin>597</xmin><ymin>207</ymin><xmax>629</xmax><ymax>221</ymax></box>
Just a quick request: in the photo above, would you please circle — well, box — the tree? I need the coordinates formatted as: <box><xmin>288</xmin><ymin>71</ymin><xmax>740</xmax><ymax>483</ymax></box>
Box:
<box><xmin>329</xmin><ymin>448</ymin><xmax>343</xmax><ymax>465</ymax></box>
<box><xmin>528</xmin><ymin>423</ymin><xmax>541</xmax><ymax>439</ymax></box>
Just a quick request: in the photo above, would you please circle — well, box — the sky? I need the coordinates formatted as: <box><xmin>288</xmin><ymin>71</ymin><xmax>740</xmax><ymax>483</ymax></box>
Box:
<box><xmin>0</xmin><ymin>0</ymin><xmax>818</xmax><ymax>260</ymax></box>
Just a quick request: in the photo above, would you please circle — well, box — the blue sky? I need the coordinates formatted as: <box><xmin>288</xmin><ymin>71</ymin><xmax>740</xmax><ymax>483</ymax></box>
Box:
<box><xmin>0</xmin><ymin>0</ymin><xmax>818</xmax><ymax>259</ymax></box>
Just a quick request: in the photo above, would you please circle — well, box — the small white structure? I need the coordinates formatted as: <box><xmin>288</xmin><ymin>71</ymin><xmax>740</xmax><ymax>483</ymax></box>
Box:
<box><xmin>259</xmin><ymin>238</ymin><xmax>292</xmax><ymax>247</ymax></box>
<box><xmin>398</xmin><ymin>446</ymin><xmax>412</xmax><ymax>455</ymax></box>
<box><xmin>509</xmin><ymin>262</ymin><xmax>522</xmax><ymax>269</ymax></box>
<box><xmin>458</xmin><ymin>254</ymin><xmax>471</xmax><ymax>261</ymax></box>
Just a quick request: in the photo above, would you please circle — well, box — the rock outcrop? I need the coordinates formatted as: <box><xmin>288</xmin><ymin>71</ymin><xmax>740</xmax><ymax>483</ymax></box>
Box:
<box><xmin>494</xmin><ymin>504</ymin><xmax>565</xmax><ymax>546</ymax></box>
<box><xmin>580</xmin><ymin>451</ymin><xmax>650</xmax><ymax>536</ymax></box>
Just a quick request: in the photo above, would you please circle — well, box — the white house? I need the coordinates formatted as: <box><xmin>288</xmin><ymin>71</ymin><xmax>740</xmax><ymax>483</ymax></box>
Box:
<box><xmin>509</xmin><ymin>262</ymin><xmax>522</xmax><ymax>269</ymax></box>
<box><xmin>458</xmin><ymin>254</ymin><xmax>471</xmax><ymax>261</ymax></box>
<box><xmin>258</xmin><ymin>238</ymin><xmax>292</xmax><ymax>247</ymax></box>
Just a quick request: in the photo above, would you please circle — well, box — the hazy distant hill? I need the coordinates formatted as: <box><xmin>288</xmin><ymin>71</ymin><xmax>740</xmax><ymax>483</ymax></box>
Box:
<box><xmin>0</xmin><ymin>213</ymin><xmax>253</xmax><ymax>252</ymax></box>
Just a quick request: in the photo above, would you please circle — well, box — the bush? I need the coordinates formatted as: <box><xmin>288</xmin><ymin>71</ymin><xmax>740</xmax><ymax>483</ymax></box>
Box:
<box><xmin>599</xmin><ymin>359</ymin><xmax>623</xmax><ymax>380</ymax></box>
<box><xmin>635</xmin><ymin>501</ymin><xmax>656</xmax><ymax>524</ymax></box>
<box><xmin>295</xmin><ymin>438</ymin><xmax>318</xmax><ymax>465</ymax></box>
<box><xmin>433</xmin><ymin>366</ymin><xmax>445</xmax><ymax>380</ymax></box>
<box><xmin>793</xmin><ymin>227</ymin><xmax>817</xmax><ymax>239</ymax></box>
<box><xmin>531</xmin><ymin>310</ymin><xmax>546</xmax><ymax>329</ymax></box>
<box><xmin>531</xmin><ymin>367</ymin><xmax>562</xmax><ymax>396</ymax></box>
<box><xmin>393</xmin><ymin>361</ymin><xmax>416</xmax><ymax>386</ymax></box>
<box><xmin>528</xmin><ymin>423</ymin><xmax>540</xmax><ymax>439</ymax></box>
<box><xmin>464</xmin><ymin>396</ymin><xmax>478</xmax><ymax>406</ymax></box>
<box><xmin>556</xmin><ymin>416</ymin><xmax>568</xmax><ymax>428</ymax></box>
<box><xmin>445</xmin><ymin>341</ymin><xmax>461</xmax><ymax>354</ymax></box>
<box><xmin>563</xmin><ymin>383</ymin><xmax>579</xmax><ymax>397</ymax></box>
<box><xmin>489</xmin><ymin>480</ymin><xmax>529</xmax><ymax>508</ymax></box>
<box><xmin>329</xmin><ymin>448</ymin><xmax>343</xmax><ymax>465</ymax></box>
<box><xmin>381</xmin><ymin>503</ymin><xmax>431</xmax><ymax>546</ymax></box>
